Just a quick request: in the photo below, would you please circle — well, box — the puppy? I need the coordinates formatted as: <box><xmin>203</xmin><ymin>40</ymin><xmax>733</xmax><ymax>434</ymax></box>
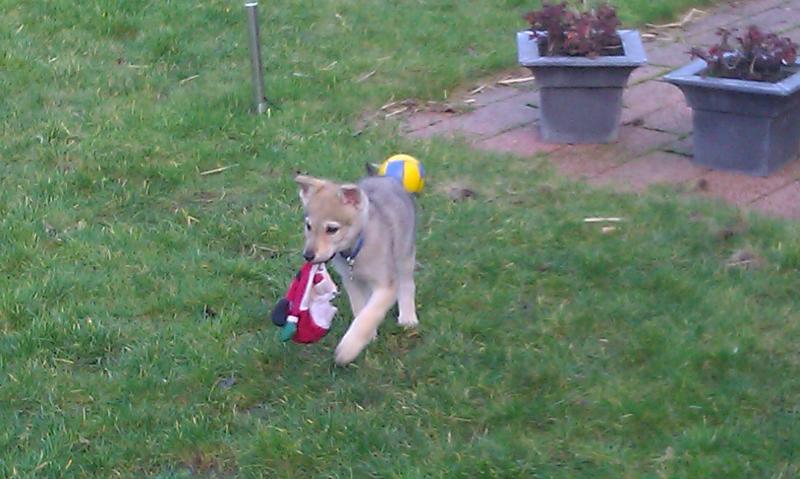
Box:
<box><xmin>295</xmin><ymin>174</ymin><xmax>418</xmax><ymax>365</ymax></box>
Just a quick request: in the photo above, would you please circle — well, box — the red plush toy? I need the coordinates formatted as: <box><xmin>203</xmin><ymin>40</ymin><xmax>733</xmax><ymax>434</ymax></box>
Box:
<box><xmin>270</xmin><ymin>262</ymin><xmax>338</xmax><ymax>343</ymax></box>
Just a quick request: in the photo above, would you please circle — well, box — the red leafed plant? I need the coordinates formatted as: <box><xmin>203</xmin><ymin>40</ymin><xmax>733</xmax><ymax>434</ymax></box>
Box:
<box><xmin>523</xmin><ymin>2</ymin><xmax>622</xmax><ymax>58</ymax></box>
<box><xmin>691</xmin><ymin>26</ymin><xmax>798</xmax><ymax>82</ymax></box>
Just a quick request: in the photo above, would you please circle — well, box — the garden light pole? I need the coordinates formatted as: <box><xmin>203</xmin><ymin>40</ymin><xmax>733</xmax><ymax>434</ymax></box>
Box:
<box><xmin>245</xmin><ymin>1</ymin><xmax>268</xmax><ymax>114</ymax></box>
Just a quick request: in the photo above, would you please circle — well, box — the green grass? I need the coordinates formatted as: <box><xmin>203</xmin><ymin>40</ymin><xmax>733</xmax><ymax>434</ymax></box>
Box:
<box><xmin>3</xmin><ymin>0</ymin><xmax>799</xmax><ymax>477</ymax></box>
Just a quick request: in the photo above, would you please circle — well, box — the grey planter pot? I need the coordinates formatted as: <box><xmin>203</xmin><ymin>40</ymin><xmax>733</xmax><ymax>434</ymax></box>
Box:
<box><xmin>663</xmin><ymin>59</ymin><xmax>800</xmax><ymax>176</ymax></box>
<box><xmin>517</xmin><ymin>29</ymin><xmax>647</xmax><ymax>144</ymax></box>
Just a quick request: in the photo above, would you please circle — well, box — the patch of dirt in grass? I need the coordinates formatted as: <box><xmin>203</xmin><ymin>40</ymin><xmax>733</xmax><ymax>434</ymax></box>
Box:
<box><xmin>715</xmin><ymin>215</ymin><xmax>749</xmax><ymax>242</ymax></box>
<box><xmin>192</xmin><ymin>191</ymin><xmax>225</xmax><ymax>204</ymax></box>
<box><xmin>384</xmin><ymin>327</ymin><xmax>423</xmax><ymax>356</ymax></box>
<box><xmin>354</xmin><ymin>98</ymin><xmax>463</xmax><ymax>136</ymax></box>
<box><xmin>242</xmin><ymin>243</ymin><xmax>281</xmax><ymax>260</ymax></box>
<box><xmin>436</xmin><ymin>181</ymin><xmax>478</xmax><ymax>202</ymax></box>
<box><xmin>725</xmin><ymin>248</ymin><xmax>764</xmax><ymax>270</ymax></box>
<box><xmin>354</xmin><ymin>67</ymin><xmax>536</xmax><ymax>135</ymax></box>
<box><xmin>182</xmin><ymin>450</ymin><xmax>237</xmax><ymax>478</ymax></box>
<box><xmin>449</xmin><ymin>67</ymin><xmax>535</xmax><ymax>96</ymax></box>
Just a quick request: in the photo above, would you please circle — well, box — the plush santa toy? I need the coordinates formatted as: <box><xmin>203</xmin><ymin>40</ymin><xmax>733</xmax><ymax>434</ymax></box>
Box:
<box><xmin>270</xmin><ymin>262</ymin><xmax>338</xmax><ymax>343</ymax></box>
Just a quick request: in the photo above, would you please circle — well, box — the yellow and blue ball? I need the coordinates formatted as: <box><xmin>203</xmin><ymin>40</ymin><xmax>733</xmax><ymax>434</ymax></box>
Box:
<box><xmin>378</xmin><ymin>154</ymin><xmax>425</xmax><ymax>193</ymax></box>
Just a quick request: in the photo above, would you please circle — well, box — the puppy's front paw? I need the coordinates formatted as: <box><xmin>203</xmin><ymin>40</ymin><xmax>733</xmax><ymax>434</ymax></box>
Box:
<box><xmin>397</xmin><ymin>313</ymin><xmax>419</xmax><ymax>328</ymax></box>
<box><xmin>334</xmin><ymin>333</ymin><xmax>368</xmax><ymax>366</ymax></box>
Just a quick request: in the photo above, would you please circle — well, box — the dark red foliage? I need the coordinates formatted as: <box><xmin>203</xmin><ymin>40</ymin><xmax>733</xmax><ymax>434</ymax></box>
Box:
<box><xmin>524</xmin><ymin>2</ymin><xmax>622</xmax><ymax>58</ymax></box>
<box><xmin>691</xmin><ymin>26</ymin><xmax>798</xmax><ymax>82</ymax></box>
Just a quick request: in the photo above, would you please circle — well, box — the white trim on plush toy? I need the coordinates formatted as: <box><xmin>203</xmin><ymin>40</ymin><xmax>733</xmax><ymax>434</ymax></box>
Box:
<box><xmin>298</xmin><ymin>263</ymin><xmax>319</xmax><ymax>312</ymax></box>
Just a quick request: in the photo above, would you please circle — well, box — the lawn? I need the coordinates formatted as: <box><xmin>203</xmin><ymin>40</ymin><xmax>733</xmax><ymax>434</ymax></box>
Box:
<box><xmin>2</xmin><ymin>0</ymin><xmax>800</xmax><ymax>477</ymax></box>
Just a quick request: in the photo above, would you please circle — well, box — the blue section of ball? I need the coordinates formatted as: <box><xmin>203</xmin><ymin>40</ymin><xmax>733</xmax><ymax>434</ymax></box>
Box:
<box><xmin>385</xmin><ymin>160</ymin><xmax>405</xmax><ymax>182</ymax></box>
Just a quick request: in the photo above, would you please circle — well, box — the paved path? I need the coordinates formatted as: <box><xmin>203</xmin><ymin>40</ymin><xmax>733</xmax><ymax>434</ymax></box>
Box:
<box><xmin>401</xmin><ymin>0</ymin><xmax>800</xmax><ymax>219</ymax></box>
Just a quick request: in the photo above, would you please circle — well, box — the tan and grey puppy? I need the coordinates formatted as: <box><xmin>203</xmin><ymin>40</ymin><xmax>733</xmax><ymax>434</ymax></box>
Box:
<box><xmin>295</xmin><ymin>174</ymin><xmax>418</xmax><ymax>365</ymax></box>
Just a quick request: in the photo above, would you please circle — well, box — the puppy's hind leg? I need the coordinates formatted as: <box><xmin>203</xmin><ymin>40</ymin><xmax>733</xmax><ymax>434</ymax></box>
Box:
<box><xmin>396</xmin><ymin>256</ymin><xmax>418</xmax><ymax>328</ymax></box>
<box><xmin>335</xmin><ymin>286</ymin><xmax>396</xmax><ymax>365</ymax></box>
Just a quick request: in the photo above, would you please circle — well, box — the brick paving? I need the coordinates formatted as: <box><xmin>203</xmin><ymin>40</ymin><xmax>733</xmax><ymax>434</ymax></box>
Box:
<box><xmin>588</xmin><ymin>151</ymin><xmax>707</xmax><ymax>192</ymax></box>
<box><xmin>473</xmin><ymin>126</ymin><xmax>560</xmax><ymax>157</ymax></box>
<box><xmin>399</xmin><ymin>0</ymin><xmax>800</xmax><ymax>219</ymax></box>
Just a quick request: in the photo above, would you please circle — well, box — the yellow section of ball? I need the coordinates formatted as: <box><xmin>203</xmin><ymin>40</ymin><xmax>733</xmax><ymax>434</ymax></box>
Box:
<box><xmin>379</xmin><ymin>154</ymin><xmax>425</xmax><ymax>193</ymax></box>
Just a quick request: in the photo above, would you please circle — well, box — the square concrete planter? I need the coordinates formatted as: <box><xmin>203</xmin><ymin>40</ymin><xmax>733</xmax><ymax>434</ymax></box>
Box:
<box><xmin>663</xmin><ymin>59</ymin><xmax>800</xmax><ymax>176</ymax></box>
<box><xmin>517</xmin><ymin>29</ymin><xmax>647</xmax><ymax>144</ymax></box>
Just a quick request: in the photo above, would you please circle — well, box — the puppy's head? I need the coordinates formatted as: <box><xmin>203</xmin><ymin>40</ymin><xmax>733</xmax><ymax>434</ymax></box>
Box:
<box><xmin>295</xmin><ymin>175</ymin><xmax>367</xmax><ymax>263</ymax></box>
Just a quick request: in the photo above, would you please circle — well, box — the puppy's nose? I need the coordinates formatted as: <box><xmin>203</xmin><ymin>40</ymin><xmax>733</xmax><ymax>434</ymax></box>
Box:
<box><xmin>302</xmin><ymin>250</ymin><xmax>315</xmax><ymax>262</ymax></box>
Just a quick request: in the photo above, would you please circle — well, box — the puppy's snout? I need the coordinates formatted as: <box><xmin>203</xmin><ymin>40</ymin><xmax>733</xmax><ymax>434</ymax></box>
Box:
<box><xmin>302</xmin><ymin>250</ymin><xmax>315</xmax><ymax>262</ymax></box>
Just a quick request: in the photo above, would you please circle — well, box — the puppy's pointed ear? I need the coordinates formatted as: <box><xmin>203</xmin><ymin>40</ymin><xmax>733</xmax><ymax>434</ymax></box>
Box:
<box><xmin>365</xmin><ymin>162</ymin><xmax>379</xmax><ymax>176</ymax></box>
<box><xmin>338</xmin><ymin>184</ymin><xmax>364</xmax><ymax>208</ymax></box>
<box><xmin>295</xmin><ymin>175</ymin><xmax>324</xmax><ymax>205</ymax></box>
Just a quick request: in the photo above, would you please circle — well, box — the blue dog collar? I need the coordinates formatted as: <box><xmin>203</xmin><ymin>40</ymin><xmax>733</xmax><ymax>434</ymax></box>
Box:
<box><xmin>339</xmin><ymin>234</ymin><xmax>365</xmax><ymax>267</ymax></box>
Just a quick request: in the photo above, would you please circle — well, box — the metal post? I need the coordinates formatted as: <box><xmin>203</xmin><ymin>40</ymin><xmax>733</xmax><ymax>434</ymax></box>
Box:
<box><xmin>245</xmin><ymin>1</ymin><xmax>268</xmax><ymax>114</ymax></box>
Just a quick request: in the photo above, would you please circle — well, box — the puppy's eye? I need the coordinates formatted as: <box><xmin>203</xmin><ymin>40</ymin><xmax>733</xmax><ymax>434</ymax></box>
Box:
<box><xmin>305</xmin><ymin>219</ymin><xmax>312</xmax><ymax>231</ymax></box>
<box><xmin>325</xmin><ymin>225</ymin><xmax>340</xmax><ymax>234</ymax></box>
